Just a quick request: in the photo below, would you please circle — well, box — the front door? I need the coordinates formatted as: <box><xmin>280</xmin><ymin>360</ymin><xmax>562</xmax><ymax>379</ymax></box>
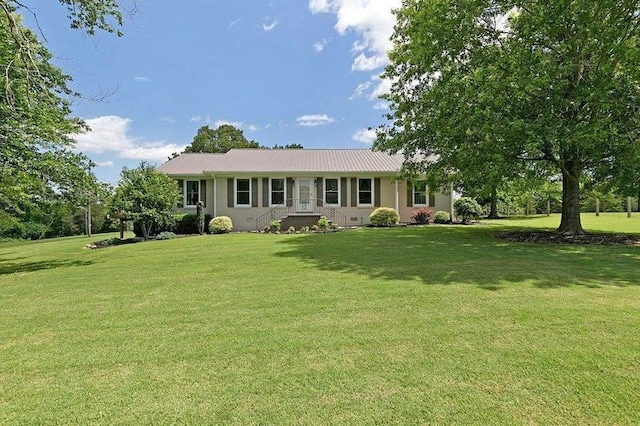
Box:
<box><xmin>296</xmin><ymin>179</ymin><xmax>313</xmax><ymax>212</ymax></box>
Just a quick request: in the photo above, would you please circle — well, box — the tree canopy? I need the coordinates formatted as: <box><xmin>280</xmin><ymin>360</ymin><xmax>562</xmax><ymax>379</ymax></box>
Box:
<box><xmin>184</xmin><ymin>125</ymin><xmax>260</xmax><ymax>153</ymax></box>
<box><xmin>375</xmin><ymin>0</ymin><xmax>640</xmax><ymax>234</ymax></box>
<box><xmin>111</xmin><ymin>162</ymin><xmax>180</xmax><ymax>239</ymax></box>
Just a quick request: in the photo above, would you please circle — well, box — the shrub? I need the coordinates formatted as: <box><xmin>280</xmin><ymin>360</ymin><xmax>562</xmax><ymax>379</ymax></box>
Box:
<box><xmin>156</xmin><ymin>231</ymin><xmax>177</xmax><ymax>240</ymax></box>
<box><xmin>454</xmin><ymin>197</ymin><xmax>484</xmax><ymax>223</ymax></box>
<box><xmin>209</xmin><ymin>216</ymin><xmax>233</xmax><ymax>234</ymax></box>
<box><xmin>433</xmin><ymin>210</ymin><xmax>451</xmax><ymax>224</ymax></box>
<box><xmin>174</xmin><ymin>213</ymin><xmax>213</xmax><ymax>234</ymax></box>
<box><xmin>369</xmin><ymin>207</ymin><xmax>400</xmax><ymax>227</ymax></box>
<box><xmin>269</xmin><ymin>219</ymin><xmax>281</xmax><ymax>232</ymax></box>
<box><xmin>411</xmin><ymin>207</ymin><xmax>434</xmax><ymax>224</ymax></box>
<box><xmin>317</xmin><ymin>216</ymin><xmax>329</xmax><ymax>229</ymax></box>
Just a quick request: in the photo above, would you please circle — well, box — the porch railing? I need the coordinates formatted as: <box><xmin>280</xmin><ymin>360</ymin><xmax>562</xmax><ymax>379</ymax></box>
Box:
<box><xmin>255</xmin><ymin>199</ymin><xmax>348</xmax><ymax>230</ymax></box>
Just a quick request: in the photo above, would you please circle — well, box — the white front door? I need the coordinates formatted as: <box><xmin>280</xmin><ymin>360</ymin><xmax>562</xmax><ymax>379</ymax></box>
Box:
<box><xmin>296</xmin><ymin>179</ymin><xmax>313</xmax><ymax>212</ymax></box>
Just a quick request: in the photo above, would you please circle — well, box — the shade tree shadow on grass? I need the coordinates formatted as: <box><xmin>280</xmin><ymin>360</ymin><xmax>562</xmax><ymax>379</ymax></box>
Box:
<box><xmin>0</xmin><ymin>259</ymin><xmax>95</xmax><ymax>276</ymax></box>
<box><xmin>274</xmin><ymin>227</ymin><xmax>640</xmax><ymax>290</ymax></box>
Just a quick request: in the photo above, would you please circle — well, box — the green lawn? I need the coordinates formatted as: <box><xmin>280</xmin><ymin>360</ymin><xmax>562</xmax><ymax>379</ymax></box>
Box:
<box><xmin>1</xmin><ymin>213</ymin><xmax>639</xmax><ymax>424</ymax></box>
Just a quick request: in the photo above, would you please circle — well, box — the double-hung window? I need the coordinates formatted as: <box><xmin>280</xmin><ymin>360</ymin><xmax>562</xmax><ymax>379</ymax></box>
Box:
<box><xmin>270</xmin><ymin>178</ymin><xmax>285</xmax><ymax>205</ymax></box>
<box><xmin>413</xmin><ymin>181</ymin><xmax>427</xmax><ymax>206</ymax></box>
<box><xmin>185</xmin><ymin>180</ymin><xmax>200</xmax><ymax>207</ymax></box>
<box><xmin>358</xmin><ymin>178</ymin><xmax>373</xmax><ymax>206</ymax></box>
<box><xmin>325</xmin><ymin>178</ymin><xmax>339</xmax><ymax>205</ymax></box>
<box><xmin>236</xmin><ymin>178</ymin><xmax>251</xmax><ymax>206</ymax></box>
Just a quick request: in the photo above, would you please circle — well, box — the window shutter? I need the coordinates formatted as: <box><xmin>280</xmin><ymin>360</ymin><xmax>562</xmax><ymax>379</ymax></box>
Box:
<box><xmin>374</xmin><ymin>178</ymin><xmax>381</xmax><ymax>207</ymax></box>
<box><xmin>429</xmin><ymin>192</ymin><xmax>436</xmax><ymax>207</ymax></box>
<box><xmin>286</xmin><ymin>178</ymin><xmax>293</xmax><ymax>207</ymax></box>
<box><xmin>251</xmin><ymin>178</ymin><xmax>258</xmax><ymax>207</ymax></box>
<box><xmin>340</xmin><ymin>178</ymin><xmax>347</xmax><ymax>207</ymax></box>
<box><xmin>262</xmin><ymin>178</ymin><xmax>269</xmax><ymax>207</ymax></box>
<box><xmin>177</xmin><ymin>179</ymin><xmax>184</xmax><ymax>208</ymax></box>
<box><xmin>200</xmin><ymin>180</ymin><xmax>207</xmax><ymax>207</ymax></box>
<box><xmin>351</xmin><ymin>178</ymin><xmax>357</xmax><ymax>207</ymax></box>
<box><xmin>407</xmin><ymin>184</ymin><xmax>413</xmax><ymax>207</ymax></box>
<box><xmin>316</xmin><ymin>177</ymin><xmax>323</xmax><ymax>207</ymax></box>
<box><xmin>227</xmin><ymin>178</ymin><xmax>234</xmax><ymax>208</ymax></box>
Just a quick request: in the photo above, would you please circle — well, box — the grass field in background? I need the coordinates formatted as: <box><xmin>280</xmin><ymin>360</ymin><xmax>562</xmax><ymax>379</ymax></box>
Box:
<box><xmin>1</xmin><ymin>213</ymin><xmax>639</xmax><ymax>424</ymax></box>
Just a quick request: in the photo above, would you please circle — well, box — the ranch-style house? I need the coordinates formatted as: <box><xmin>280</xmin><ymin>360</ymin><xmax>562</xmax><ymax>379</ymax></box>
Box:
<box><xmin>158</xmin><ymin>149</ymin><xmax>454</xmax><ymax>231</ymax></box>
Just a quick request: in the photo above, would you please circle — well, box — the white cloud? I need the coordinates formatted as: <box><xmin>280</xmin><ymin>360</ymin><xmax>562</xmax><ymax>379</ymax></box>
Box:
<box><xmin>134</xmin><ymin>76</ymin><xmax>150</xmax><ymax>82</ymax></box>
<box><xmin>214</xmin><ymin>120</ymin><xmax>260</xmax><ymax>132</ymax></box>
<box><xmin>350</xmin><ymin>75</ymin><xmax>391</xmax><ymax>101</ymax></box>
<box><xmin>313</xmin><ymin>38</ymin><xmax>330</xmax><ymax>52</ymax></box>
<box><xmin>229</xmin><ymin>19</ymin><xmax>242</xmax><ymax>29</ymax></box>
<box><xmin>309</xmin><ymin>0</ymin><xmax>400</xmax><ymax>72</ymax></box>
<box><xmin>71</xmin><ymin>116</ymin><xmax>186</xmax><ymax>162</ymax></box>
<box><xmin>296</xmin><ymin>114</ymin><xmax>336</xmax><ymax>127</ymax></box>
<box><xmin>352</xmin><ymin>128</ymin><xmax>377</xmax><ymax>144</ymax></box>
<box><xmin>96</xmin><ymin>160</ymin><xmax>114</xmax><ymax>167</ymax></box>
<box><xmin>262</xmin><ymin>18</ymin><xmax>278</xmax><ymax>31</ymax></box>
<box><xmin>159</xmin><ymin>117</ymin><xmax>176</xmax><ymax>124</ymax></box>
<box><xmin>373</xmin><ymin>101</ymin><xmax>388</xmax><ymax>110</ymax></box>
<box><xmin>309</xmin><ymin>0</ymin><xmax>332</xmax><ymax>13</ymax></box>
<box><xmin>190</xmin><ymin>115</ymin><xmax>202</xmax><ymax>122</ymax></box>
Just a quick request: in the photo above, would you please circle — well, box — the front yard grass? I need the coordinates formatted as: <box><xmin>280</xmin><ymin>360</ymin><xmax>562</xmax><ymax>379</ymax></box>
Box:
<box><xmin>1</xmin><ymin>213</ymin><xmax>639</xmax><ymax>424</ymax></box>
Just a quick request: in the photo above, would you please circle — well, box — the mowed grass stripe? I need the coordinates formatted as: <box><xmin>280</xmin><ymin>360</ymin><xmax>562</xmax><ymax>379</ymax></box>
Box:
<box><xmin>0</xmin><ymin>213</ymin><xmax>639</xmax><ymax>424</ymax></box>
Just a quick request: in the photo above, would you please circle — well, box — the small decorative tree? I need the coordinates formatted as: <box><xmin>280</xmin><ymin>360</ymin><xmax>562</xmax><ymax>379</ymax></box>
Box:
<box><xmin>196</xmin><ymin>201</ymin><xmax>205</xmax><ymax>235</ymax></box>
<box><xmin>110</xmin><ymin>162</ymin><xmax>180</xmax><ymax>239</ymax></box>
<box><xmin>369</xmin><ymin>207</ymin><xmax>400</xmax><ymax>226</ymax></box>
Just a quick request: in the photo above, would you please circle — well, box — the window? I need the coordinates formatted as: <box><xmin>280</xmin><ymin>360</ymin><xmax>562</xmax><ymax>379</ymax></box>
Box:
<box><xmin>413</xmin><ymin>181</ymin><xmax>427</xmax><ymax>206</ymax></box>
<box><xmin>236</xmin><ymin>178</ymin><xmax>251</xmax><ymax>206</ymax></box>
<box><xmin>325</xmin><ymin>178</ymin><xmax>339</xmax><ymax>205</ymax></box>
<box><xmin>185</xmin><ymin>180</ymin><xmax>200</xmax><ymax>207</ymax></box>
<box><xmin>270</xmin><ymin>178</ymin><xmax>285</xmax><ymax>205</ymax></box>
<box><xmin>358</xmin><ymin>178</ymin><xmax>373</xmax><ymax>206</ymax></box>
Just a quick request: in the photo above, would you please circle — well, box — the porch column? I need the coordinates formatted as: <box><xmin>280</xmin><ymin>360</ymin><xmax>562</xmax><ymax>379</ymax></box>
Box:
<box><xmin>213</xmin><ymin>176</ymin><xmax>217</xmax><ymax>217</ymax></box>
<box><xmin>394</xmin><ymin>179</ymin><xmax>399</xmax><ymax>213</ymax></box>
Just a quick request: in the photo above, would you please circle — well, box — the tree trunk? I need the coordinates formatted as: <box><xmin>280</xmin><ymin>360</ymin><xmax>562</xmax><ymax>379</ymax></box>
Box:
<box><xmin>557</xmin><ymin>165</ymin><xmax>584</xmax><ymax>234</ymax></box>
<box><xmin>487</xmin><ymin>186</ymin><xmax>499</xmax><ymax>218</ymax></box>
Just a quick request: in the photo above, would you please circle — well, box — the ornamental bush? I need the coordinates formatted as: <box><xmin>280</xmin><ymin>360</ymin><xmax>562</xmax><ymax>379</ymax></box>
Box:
<box><xmin>209</xmin><ymin>216</ymin><xmax>233</xmax><ymax>234</ymax></box>
<box><xmin>369</xmin><ymin>207</ymin><xmax>400</xmax><ymax>227</ymax></box>
<box><xmin>411</xmin><ymin>206</ymin><xmax>434</xmax><ymax>224</ymax></box>
<box><xmin>269</xmin><ymin>219</ymin><xmax>281</xmax><ymax>232</ymax></box>
<box><xmin>454</xmin><ymin>197</ymin><xmax>484</xmax><ymax>223</ymax></box>
<box><xmin>317</xmin><ymin>216</ymin><xmax>330</xmax><ymax>229</ymax></box>
<box><xmin>433</xmin><ymin>210</ymin><xmax>451</xmax><ymax>224</ymax></box>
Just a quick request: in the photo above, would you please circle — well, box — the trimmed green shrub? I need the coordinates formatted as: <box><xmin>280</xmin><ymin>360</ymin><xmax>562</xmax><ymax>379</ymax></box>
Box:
<box><xmin>433</xmin><ymin>210</ymin><xmax>451</xmax><ymax>224</ymax></box>
<box><xmin>209</xmin><ymin>216</ymin><xmax>233</xmax><ymax>234</ymax></box>
<box><xmin>369</xmin><ymin>207</ymin><xmax>400</xmax><ymax>227</ymax></box>
<box><xmin>269</xmin><ymin>219</ymin><xmax>281</xmax><ymax>232</ymax></box>
<box><xmin>174</xmin><ymin>213</ymin><xmax>213</xmax><ymax>235</ymax></box>
<box><xmin>156</xmin><ymin>231</ymin><xmax>177</xmax><ymax>240</ymax></box>
<box><xmin>317</xmin><ymin>216</ymin><xmax>329</xmax><ymax>229</ymax></box>
<box><xmin>411</xmin><ymin>207</ymin><xmax>434</xmax><ymax>224</ymax></box>
<box><xmin>454</xmin><ymin>197</ymin><xmax>484</xmax><ymax>223</ymax></box>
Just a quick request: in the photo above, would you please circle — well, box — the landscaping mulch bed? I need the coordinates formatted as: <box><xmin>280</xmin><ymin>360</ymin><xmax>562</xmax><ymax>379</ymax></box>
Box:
<box><xmin>495</xmin><ymin>231</ymin><xmax>640</xmax><ymax>246</ymax></box>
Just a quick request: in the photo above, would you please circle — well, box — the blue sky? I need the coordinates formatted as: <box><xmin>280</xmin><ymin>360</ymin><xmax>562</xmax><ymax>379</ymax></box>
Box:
<box><xmin>21</xmin><ymin>0</ymin><xmax>400</xmax><ymax>184</ymax></box>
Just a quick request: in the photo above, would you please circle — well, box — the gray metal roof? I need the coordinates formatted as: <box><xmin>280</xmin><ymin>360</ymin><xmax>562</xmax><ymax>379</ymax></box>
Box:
<box><xmin>158</xmin><ymin>149</ymin><xmax>405</xmax><ymax>175</ymax></box>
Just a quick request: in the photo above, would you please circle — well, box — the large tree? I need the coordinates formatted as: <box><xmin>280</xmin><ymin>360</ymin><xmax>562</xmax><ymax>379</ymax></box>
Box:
<box><xmin>376</xmin><ymin>0</ymin><xmax>640</xmax><ymax>234</ymax></box>
<box><xmin>111</xmin><ymin>162</ymin><xmax>180</xmax><ymax>239</ymax></box>
<box><xmin>184</xmin><ymin>125</ymin><xmax>260</xmax><ymax>153</ymax></box>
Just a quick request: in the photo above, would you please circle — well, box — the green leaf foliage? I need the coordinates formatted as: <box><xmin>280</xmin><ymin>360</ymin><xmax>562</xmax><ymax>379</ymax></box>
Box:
<box><xmin>111</xmin><ymin>162</ymin><xmax>181</xmax><ymax>239</ymax></box>
<box><xmin>376</xmin><ymin>0</ymin><xmax>640</xmax><ymax>234</ymax></box>
<box><xmin>184</xmin><ymin>125</ymin><xmax>260</xmax><ymax>153</ymax></box>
